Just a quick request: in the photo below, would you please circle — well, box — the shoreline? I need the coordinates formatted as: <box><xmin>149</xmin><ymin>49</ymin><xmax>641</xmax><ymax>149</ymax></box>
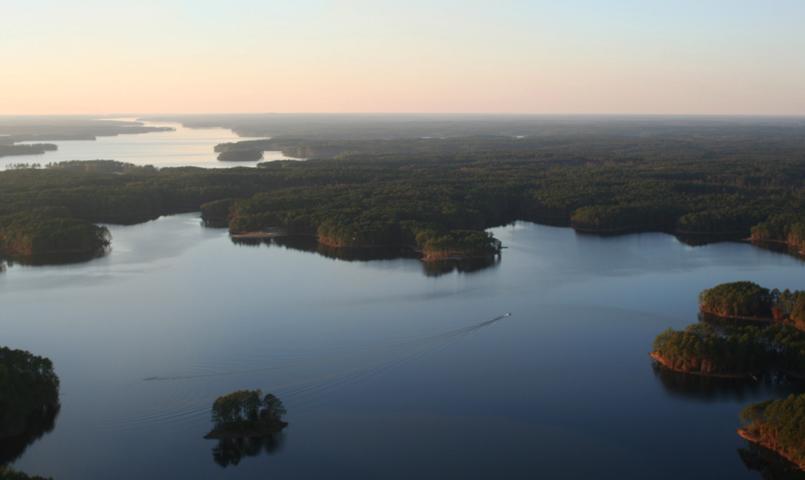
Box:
<box><xmin>234</xmin><ymin>231</ymin><xmax>500</xmax><ymax>263</ymax></box>
<box><xmin>738</xmin><ymin>428</ymin><xmax>805</xmax><ymax>472</ymax></box>
<box><xmin>649</xmin><ymin>352</ymin><xmax>752</xmax><ymax>379</ymax></box>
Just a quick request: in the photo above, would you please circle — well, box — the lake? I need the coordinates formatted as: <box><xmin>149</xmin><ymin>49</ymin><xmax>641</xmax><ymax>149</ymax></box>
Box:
<box><xmin>3</xmin><ymin>215</ymin><xmax>805</xmax><ymax>479</ymax></box>
<box><xmin>0</xmin><ymin>119</ymin><xmax>295</xmax><ymax>169</ymax></box>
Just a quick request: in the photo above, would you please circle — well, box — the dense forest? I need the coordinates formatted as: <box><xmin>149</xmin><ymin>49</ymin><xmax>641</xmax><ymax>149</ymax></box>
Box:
<box><xmin>217</xmin><ymin>149</ymin><xmax>264</xmax><ymax>162</ymax></box>
<box><xmin>741</xmin><ymin>394</ymin><xmax>805</xmax><ymax>470</ymax></box>
<box><xmin>653</xmin><ymin>282</ymin><xmax>805</xmax><ymax>470</ymax></box>
<box><xmin>0</xmin><ymin>117</ymin><xmax>172</xmax><ymax>144</ymax></box>
<box><xmin>699</xmin><ymin>281</ymin><xmax>805</xmax><ymax>328</ymax></box>
<box><xmin>0</xmin><ymin>347</ymin><xmax>60</xmax><ymax>479</ymax></box>
<box><xmin>1</xmin><ymin>123</ymin><xmax>804</xmax><ymax>265</ymax></box>
<box><xmin>652</xmin><ymin>323</ymin><xmax>805</xmax><ymax>377</ymax></box>
<box><xmin>0</xmin><ymin>347</ymin><xmax>60</xmax><ymax>444</ymax></box>
<box><xmin>699</xmin><ymin>282</ymin><xmax>776</xmax><ymax>320</ymax></box>
<box><xmin>752</xmin><ymin>214</ymin><xmax>805</xmax><ymax>256</ymax></box>
<box><xmin>0</xmin><ymin>208</ymin><xmax>110</xmax><ymax>261</ymax></box>
<box><xmin>0</xmin><ymin>144</ymin><xmax>57</xmax><ymax>158</ymax></box>
<box><xmin>1</xmin><ymin>117</ymin><xmax>804</xmax><ymax>264</ymax></box>
<box><xmin>653</xmin><ymin>282</ymin><xmax>805</xmax><ymax>377</ymax></box>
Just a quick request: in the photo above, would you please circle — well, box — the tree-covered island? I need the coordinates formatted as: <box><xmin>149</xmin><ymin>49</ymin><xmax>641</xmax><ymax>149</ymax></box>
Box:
<box><xmin>217</xmin><ymin>149</ymin><xmax>263</xmax><ymax>162</ymax></box>
<box><xmin>740</xmin><ymin>394</ymin><xmax>805</xmax><ymax>472</ymax></box>
<box><xmin>205</xmin><ymin>390</ymin><xmax>287</xmax><ymax>439</ymax></box>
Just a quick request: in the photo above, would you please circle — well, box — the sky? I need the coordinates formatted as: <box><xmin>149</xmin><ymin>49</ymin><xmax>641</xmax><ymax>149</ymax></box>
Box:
<box><xmin>1</xmin><ymin>0</ymin><xmax>805</xmax><ymax>115</ymax></box>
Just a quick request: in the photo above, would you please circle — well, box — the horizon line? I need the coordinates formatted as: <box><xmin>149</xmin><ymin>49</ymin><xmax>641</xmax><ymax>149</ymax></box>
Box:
<box><xmin>3</xmin><ymin>112</ymin><xmax>805</xmax><ymax>119</ymax></box>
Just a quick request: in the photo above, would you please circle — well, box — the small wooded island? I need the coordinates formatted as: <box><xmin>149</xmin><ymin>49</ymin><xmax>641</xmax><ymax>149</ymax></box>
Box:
<box><xmin>217</xmin><ymin>149</ymin><xmax>263</xmax><ymax>162</ymax></box>
<box><xmin>0</xmin><ymin>143</ymin><xmax>57</xmax><ymax>158</ymax></box>
<box><xmin>205</xmin><ymin>390</ymin><xmax>287</xmax><ymax>439</ymax></box>
<box><xmin>652</xmin><ymin>282</ymin><xmax>805</xmax><ymax>377</ymax></box>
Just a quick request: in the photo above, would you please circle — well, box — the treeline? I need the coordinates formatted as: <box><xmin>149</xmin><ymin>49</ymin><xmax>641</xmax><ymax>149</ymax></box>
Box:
<box><xmin>0</xmin><ymin>346</ymin><xmax>60</xmax><ymax>479</ymax></box>
<box><xmin>751</xmin><ymin>214</ymin><xmax>805</xmax><ymax>256</ymax></box>
<box><xmin>217</xmin><ymin>149</ymin><xmax>264</xmax><ymax>162</ymax></box>
<box><xmin>0</xmin><ymin>118</ymin><xmax>172</xmax><ymax>144</ymax></box>
<box><xmin>0</xmin><ymin>208</ymin><xmax>110</xmax><ymax>261</ymax></box>
<box><xmin>652</xmin><ymin>323</ymin><xmax>805</xmax><ymax>377</ymax></box>
<box><xmin>699</xmin><ymin>281</ymin><xmax>805</xmax><ymax>328</ymax></box>
<box><xmin>652</xmin><ymin>282</ymin><xmax>805</xmax><ymax>470</ymax></box>
<box><xmin>0</xmin><ymin>130</ymin><xmax>803</xmax><ymax>264</ymax></box>
<box><xmin>0</xmin><ymin>347</ymin><xmax>60</xmax><ymax>442</ymax></box>
<box><xmin>0</xmin><ymin>144</ymin><xmax>57</xmax><ymax>158</ymax></box>
<box><xmin>653</xmin><ymin>282</ymin><xmax>805</xmax><ymax>377</ymax></box>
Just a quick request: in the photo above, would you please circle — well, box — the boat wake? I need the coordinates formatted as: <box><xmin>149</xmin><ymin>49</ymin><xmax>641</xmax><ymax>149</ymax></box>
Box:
<box><xmin>109</xmin><ymin>313</ymin><xmax>513</xmax><ymax>431</ymax></box>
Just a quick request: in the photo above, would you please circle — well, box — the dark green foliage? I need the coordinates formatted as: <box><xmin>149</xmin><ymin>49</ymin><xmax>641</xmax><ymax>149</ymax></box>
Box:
<box><xmin>774</xmin><ymin>289</ymin><xmax>805</xmax><ymax>331</ymax></box>
<box><xmin>0</xmin><ymin>209</ymin><xmax>109</xmax><ymax>259</ymax></box>
<box><xmin>699</xmin><ymin>282</ymin><xmax>773</xmax><ymax>319</ymax></box>
<box><xmin>677</xmin><ymin>208</ymin><xmax>765</xmax><ymax>234</ymax></box>
<box><xmin>217</xmin><ymin>150</ymin><xmax>263</xmax><ymax>162</ymax></box>
<box><xmin>0</xmin><ymin>144</ymin><xmax>56</xmax><ymax>158</ymax></box>
<box><xmin>1</xmin><ymin>123</ymin><xmax>804</xmax><ymax>266</ymax></box>
<box><xmin>654</xmin><ymin>282</ymin><xmax>805</xmax><ymax>376</ymax></box>
<box><xmin>752</xmin><ymin>214</ymin><xmax>805</xmax><ymax>254</ymax></box>
<box><xmin>653</xmin><ymin>323</ymin><xmax>805</xmax><ymax>376</ymax></box>
<box><xmin>208</xmin><ymin>390</ymin><xmax>286</xmax><ymax>437</ymax></box>
<box><xmin>415</xmin><ymin>229</ymin><xmax>500</xmax><ymax>259</ymax></box>
<box><xmin>0</xmin><ymin>347</ymin><xmax>60</xmax><ymax>468</ymax></box>
<box><xmin>741</xmin><ymin>394</ymin><xmax>805</xmax><ymax>467</ymax></box>
<box><xmin>200</xmin><ymin>199</ymin><xmax>235</xmax><ymax>228</ymax></box>
<box><xmin>570</xmin><ymin>204</ymin><xmax>678</xmax><ymax>233</ymax></box>
<box><xmin>0</xmin><ymin>347</ymin><xmax>60</xmax><ymax>440</ymax></box>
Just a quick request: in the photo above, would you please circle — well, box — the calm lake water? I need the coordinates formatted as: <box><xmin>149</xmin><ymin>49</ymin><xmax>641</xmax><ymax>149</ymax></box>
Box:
<box><xmin>3</xmin><ymin>215</ymin><xmax>805</xmax><ymax>479</ymax></box>
<box><xmin>1</xmin><ymin>119</ymin><xmax>295</xmax><ymax>169</ymax></box>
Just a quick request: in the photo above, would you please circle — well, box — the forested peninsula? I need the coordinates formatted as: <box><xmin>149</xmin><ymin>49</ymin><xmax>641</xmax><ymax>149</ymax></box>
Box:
<box><xmin>651</xmin><ymin>282</ymin><xmax>805</xmax><ymax>471</ymax></box>
<box><xmin>0</xmin><ymin>135</ymin><xmax>803</xmax><ymax>266</ymax></box>
<box><xmin>740</xmin><ymin>394</ymin><xmax>805</xmax><ymax>472</ymax></box>
<box><xmin>0</xmin><ymin>118</ymin><xmax>173</xmax><ymax>159</ymax></box>
<box><xmin>0</xmin><ymin>144</ymin><xmax>57</xmax><ymax>158</ymax></box>
<box><xmin>652</xmin><ymin>282</ymin><xmax>805</xmax><ymax>377</ymax></box>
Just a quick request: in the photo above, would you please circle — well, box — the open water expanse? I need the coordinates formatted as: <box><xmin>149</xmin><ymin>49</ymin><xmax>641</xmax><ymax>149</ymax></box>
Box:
<box><xmin>3</xmin><ymin>214</ymin><xmax>805</xmax><ymax>479</ymax></box>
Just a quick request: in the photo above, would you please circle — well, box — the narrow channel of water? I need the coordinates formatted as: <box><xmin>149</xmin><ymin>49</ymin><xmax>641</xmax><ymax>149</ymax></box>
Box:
<box><xmin>1</xmin><ymin>119</ymin><xmax>295</xmax><ymax>169</ymax></box>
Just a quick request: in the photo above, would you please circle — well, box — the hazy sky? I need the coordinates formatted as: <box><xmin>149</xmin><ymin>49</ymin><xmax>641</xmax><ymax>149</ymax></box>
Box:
<box><xmin>2</xmin><ymin>0</ymin><xmax>804</xmax><ymax>115</ymax></box>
